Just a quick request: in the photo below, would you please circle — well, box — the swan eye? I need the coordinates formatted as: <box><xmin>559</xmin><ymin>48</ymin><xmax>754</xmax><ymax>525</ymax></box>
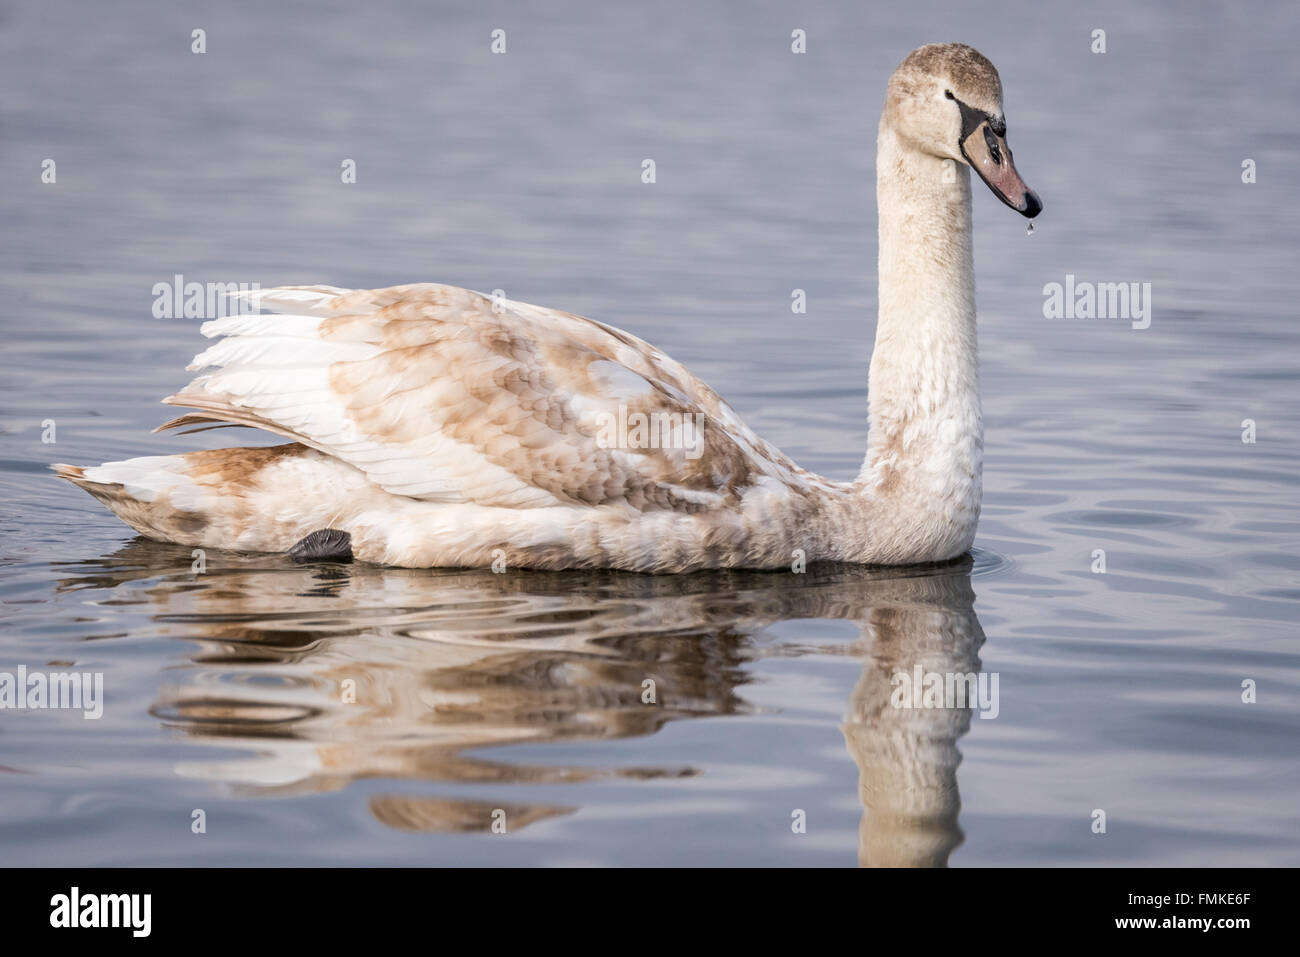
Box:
<box><xmin>944</xmin><ymin>89</ymin><xmax>954</xmax><ymax>99</ymax></box>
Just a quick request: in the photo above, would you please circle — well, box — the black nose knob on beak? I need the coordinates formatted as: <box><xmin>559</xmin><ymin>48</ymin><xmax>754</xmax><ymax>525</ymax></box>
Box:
<box><xmin>1020</xmin><ymin>190</ymin><xmax>1043</xmax><ymax>219</ymax></box>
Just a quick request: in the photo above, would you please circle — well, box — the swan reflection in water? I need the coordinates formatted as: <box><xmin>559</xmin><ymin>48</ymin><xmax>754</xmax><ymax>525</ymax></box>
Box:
<box><xmin>58</xmin><ymin>542</ymin><xmax>988</xmax><ymax>866</ymax></box>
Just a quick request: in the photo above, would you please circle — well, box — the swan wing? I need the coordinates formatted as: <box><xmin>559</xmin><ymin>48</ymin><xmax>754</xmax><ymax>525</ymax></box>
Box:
<box><xmin>159</xmin><ymin>283</ymin><xmax>797</xmax><ymax>510</ymax></box>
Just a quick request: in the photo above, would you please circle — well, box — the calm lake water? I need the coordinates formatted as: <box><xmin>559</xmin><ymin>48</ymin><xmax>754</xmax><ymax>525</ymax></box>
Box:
<box><xmin>2</xmin><ymin>0</ymin><xmax>1298</xmax><ymax>866</ymax></box>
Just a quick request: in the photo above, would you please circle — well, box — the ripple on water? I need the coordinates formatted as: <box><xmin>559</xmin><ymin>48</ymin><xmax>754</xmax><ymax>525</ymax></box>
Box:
<box><xmin>970</xmin><ymin>546</ymin><xmax>1013</xmax><ymax>579</ymax></box>
<box><xmin>1048</xmin><ymin>509</ymin><xmax>1195</xmax><ymax>530</ymax></box>
<box><xmin>149</xmin><ymin>698</ymin><xmax>322</xmax><ymax>728</ymax></box>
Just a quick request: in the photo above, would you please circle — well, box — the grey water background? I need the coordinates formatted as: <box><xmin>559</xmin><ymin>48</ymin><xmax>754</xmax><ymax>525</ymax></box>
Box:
<box><xmin>2</xmin><ymin>0</ymin><xmax>1298</xmax><ymax>865</ymax></box>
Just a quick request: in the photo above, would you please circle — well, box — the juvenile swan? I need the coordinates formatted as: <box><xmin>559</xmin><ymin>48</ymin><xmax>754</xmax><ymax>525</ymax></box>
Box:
<box><xmin>56</xmin><ymin>43</ymin><xmax>1041</xmax><ymax>572</ymax></box>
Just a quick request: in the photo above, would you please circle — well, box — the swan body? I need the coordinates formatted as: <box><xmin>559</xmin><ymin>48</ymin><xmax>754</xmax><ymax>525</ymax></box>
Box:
<box><xmin>56</xmin><ymin>43</ymin><xmax>1040</xmax><ymax>572</ymax></box>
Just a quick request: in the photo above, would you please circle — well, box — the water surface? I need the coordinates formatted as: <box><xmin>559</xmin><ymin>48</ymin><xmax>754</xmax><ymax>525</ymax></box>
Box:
<box><xmin>2</xmin><ymin>0</ymin><xmax>1298</xmax><ymax>865</ymax></box>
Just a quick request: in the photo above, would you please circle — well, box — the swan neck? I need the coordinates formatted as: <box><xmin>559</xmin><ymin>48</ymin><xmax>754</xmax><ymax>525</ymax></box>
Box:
<box><xmin>848</xmin><ymin>123</ymin><xmax>982</xmax><ymax>562</ymax></box>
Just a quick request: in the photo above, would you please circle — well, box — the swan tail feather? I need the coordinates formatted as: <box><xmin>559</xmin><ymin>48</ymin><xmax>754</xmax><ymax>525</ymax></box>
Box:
<box><xmin>51</xmin><ymin>444</ymin><xmax>335</xmax><ymax>551</ymax></box>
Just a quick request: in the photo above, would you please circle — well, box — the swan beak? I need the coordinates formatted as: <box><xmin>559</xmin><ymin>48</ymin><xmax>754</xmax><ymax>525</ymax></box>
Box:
<box><xmin>961</xmin><ymin>121</ymin><xmax>1042</xmax><ymax>218</ymax></box>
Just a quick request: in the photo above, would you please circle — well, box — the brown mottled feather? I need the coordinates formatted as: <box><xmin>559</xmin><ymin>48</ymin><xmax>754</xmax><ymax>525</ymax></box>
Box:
<box><xmin>161</xmin><ymin>284</ymin><xmax>811</xmax><ymax>514</ymax></box>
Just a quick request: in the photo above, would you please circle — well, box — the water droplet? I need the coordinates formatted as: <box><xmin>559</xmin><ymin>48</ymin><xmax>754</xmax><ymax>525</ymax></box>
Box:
<box><xmin>1026</xmin><ymin>222</ymin><xmax>1035</xmax><ymax>237</ymax></box>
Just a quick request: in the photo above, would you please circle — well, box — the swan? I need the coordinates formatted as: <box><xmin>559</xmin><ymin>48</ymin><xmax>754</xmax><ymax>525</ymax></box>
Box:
<box><xmin>55</xmin><ymin>42</ymin><xmax>1041</xmax><ymax>572</ymax></box>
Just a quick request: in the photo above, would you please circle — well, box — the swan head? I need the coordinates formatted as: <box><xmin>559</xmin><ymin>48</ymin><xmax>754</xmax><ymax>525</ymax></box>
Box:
<box><xmin>884</xmin><ymin>42</ymin><xmax>1042</xmax><ymax>218</ymax></box>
